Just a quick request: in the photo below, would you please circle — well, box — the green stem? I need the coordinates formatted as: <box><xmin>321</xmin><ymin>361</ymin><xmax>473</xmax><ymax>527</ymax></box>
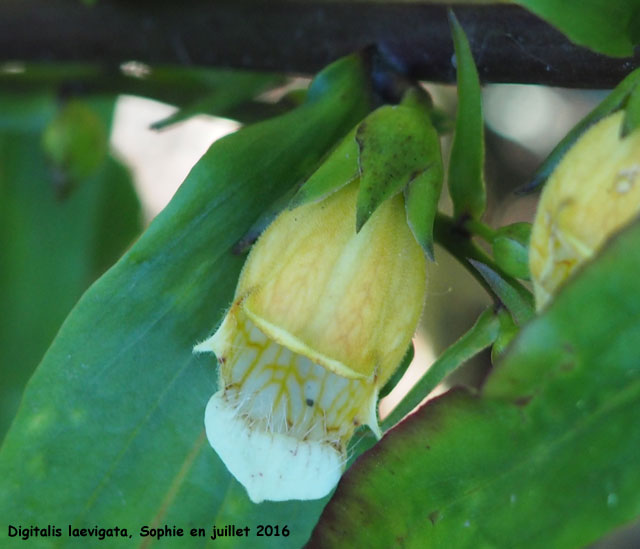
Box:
<box><xmin>465</xmin><ymin>217</ymin><xmax>496</xmax><ymax>242</ymax></box>
<box><xmin>348</xmin><ymin>306</ymin><xmax>501</xmax><ymax>464</ymax></box>
<box><xmin>0</xmin><ymin>63</ymin><xmax>290</xmax><ymax>125</ymax></box>
<box><xmin>433</xmin><ymin>213</ymin><xmax>531</xmax><ymax>306</ymax></box>
<box><xmin>381</xmin><ymin>307</ymin><xmax>500</xmax><ymax>432</ymax></box>
<box><xmin>433</xmin><ymin>213</ymin><xmax>494</xmax><ymax>296</ymax></box>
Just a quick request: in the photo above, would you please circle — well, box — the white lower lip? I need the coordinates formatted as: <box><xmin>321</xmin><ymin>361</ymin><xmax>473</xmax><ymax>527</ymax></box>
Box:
<box><xmin>204</xmin><ymin>391</ymin><xmax>344</xmax><ymax>503</ymax></box>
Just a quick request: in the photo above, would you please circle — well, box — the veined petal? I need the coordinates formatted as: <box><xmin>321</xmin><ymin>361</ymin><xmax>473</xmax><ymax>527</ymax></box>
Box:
<box><xmin>196</xmin><ymin>179</ymin><xmax>426</xmax><ymax>502</ymax></box>
<box><xmin>530</xmin><ymin>112</ymin><xmax>640</xmax><ymax>309</ymax></box>
<box><xmin>238</xmin><ymin>180</ymin><xmax>426</xmax><ymax>381</ymax></box>
<box><xmin>196</xmin><ymin>310</ymin><xmax>379</xmax><ymax>502</ymax></box>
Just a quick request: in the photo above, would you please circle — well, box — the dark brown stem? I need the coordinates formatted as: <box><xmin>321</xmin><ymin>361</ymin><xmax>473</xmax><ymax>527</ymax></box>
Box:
<box><xmin>1</xmin><ymin>1</ymin><xmax>638</xmax><ymax>88</ymax></box>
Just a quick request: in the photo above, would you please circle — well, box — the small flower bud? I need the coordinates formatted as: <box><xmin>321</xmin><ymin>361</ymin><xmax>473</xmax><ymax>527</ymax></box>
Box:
<box><xmin>530</xmin><ymin>111</ymin><xmax>640</xmax><ymax>309</ymax></box>
<box><xmin>492</xmin><ymin>223</ymin><xmax>531</xmax><ymax>281</ymax></box>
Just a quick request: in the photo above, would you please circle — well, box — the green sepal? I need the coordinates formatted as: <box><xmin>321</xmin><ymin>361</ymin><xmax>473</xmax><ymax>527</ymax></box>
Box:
<box><xmin>491</xmin><ymin>222</ymin><xmax>532</xmax><ymax>280</ymax></box>
<box><xmin>526</xmin><ymin>66</ymin><xmax>640</xmax><ymax>192</ymax></box>
<box><xmin>355</xmin><ymin>94</ymin><xmax>442</xmax><ymax>236</ymax></box>
<box><xmin>404</xmin><ymin>167</ymin><xmax>442</xmax><ymax>261</ymax></box>
<box><xmin>378</xmin><ymin>343</ymin><xmax>414</xmax><ymax>400</ymax></box>
<box><xmin>448</xmin><ymin>11</ymin><xmax>486</xmax><ymax>221</ymax></box>
<box><xmin>404</xmin><ymin>84</ymin><xmax>453</xmax><ymax>135</ymax></box>
<box><xmin>41</xmin><ymin>99</ymin><xmax>107</xmax><ymax>197</ymax></box>
<box><xmin>491</xmin><ymin>307</ymin><xmax>519</xmax><ymax>364</ymax></box>
<box><xmin>293</xmin><ymin>83</ymin><xmax>443</xmax><ymax>251</ymax></box>
<box><xmin>470</xmin><ymin>259</ymin><xmax>535</xmax><ymax>326</ymax></box>
<box><xmin>622</xmin><ymin>83</ymin><xmax>640</xmax><ymax>137</ymax></box>
<box><xmin>289</xmin><ymin>127</ymin><xmax>359</xmax><ymax>208</ymax></box>
<box><xmin>402</xmin><ymin>88</ymin><xmax>444</xmax><ymax>260</ymax></box>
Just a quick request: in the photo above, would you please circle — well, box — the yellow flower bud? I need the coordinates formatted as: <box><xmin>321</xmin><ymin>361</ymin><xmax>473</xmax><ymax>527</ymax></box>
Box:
<box><xmin>530</xmin><ymin>111</ymin><xmax>640</xmax><ymax>309</ymax></box>
<box><xmin>195</xmin><ymin>181</ymin><xmax>426</xmax><ymax>503</ymax></box>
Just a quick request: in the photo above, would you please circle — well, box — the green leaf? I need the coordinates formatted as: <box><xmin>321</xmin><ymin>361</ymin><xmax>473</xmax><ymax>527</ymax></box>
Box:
<box><xmin>526</xmin><ymin>67</ymin><xmax>640</xmax><ymax>191</ymax></box>
<box><xmin>448</xmin><ymin>11</ymin><xmax>486</xmax><ymax>221</ymax></box>
<box><xmin>355</xmin><ymin>95</ymin><xmax>442</xmax><ymax>234</ymax></box>
<box><xmin>469</xmin><ymin>260</ymin><xmax>534</xmax><ymax>325</ymax></box>
<box><xmin>289</xmin><ymin>127</ymin><xmax>359</xmax><ymax>208</ymax></box>
<box><xmin>150</xmin><ymin>73</ymin><xmax>283</xmax><ymax>129</ymax></box>
<box><xmin>0</xmin><ymin>64</ymin><xmax>298</xmax><ymax>127</ymax></box>
<box><xmin>491</xmin><ymin>222</ymin><xmax>531</xmax><ymax>280</ymax></box>
<box><xmin>622</xmin><ymin>83</ymin><xmax>640</xmax><ymax>137</ymax></box>
<box><xmin>311</xmin><ymin>217</ymin><xmax>640</xmax><ymax>548</ymax></box>
<box><xmin>404</xmin><ymin>167</ymin><xmax>443</xmax><ymax>260</ymax></box>
<box><xmin>381</xmin><ymin>307</ymin><xmax>499</xmax><ymax>431</ymax></box>
<box><xmin>515</xmin><ymin>0</ymin><xmax>638</xmax><ymax>57</ymax></box>
<box><xmin>90</xmin><ymin>156</ymin><xmax>143</xmax><ymax>278</ymax></box>
<box><xmin>631</xmin><ymin>7</ymin><xmax>640</xmax><ymax>43</ymax></box>
<box><xmin>0</xmin><ymin>93</ymin><xmax>141</xmax><ymax>441</ymax></box>
<box><xmin>0</xmin><ymin>54</ymin><xmax>372</xmax><ymax>548</ymax></box>
<box><xmin>490</xmin><ymin>307</ymin><xmax>520</xmax><ymax>363</ymax></box>
<box><xmin>485</xmin><ymin>218</ymin><xmax>640</xmax><ymax>401</ymax></box>
<box><xmin>378</xmin><ymin>344</ymin><xmax>415</xmax><ymax>400</ymax></box>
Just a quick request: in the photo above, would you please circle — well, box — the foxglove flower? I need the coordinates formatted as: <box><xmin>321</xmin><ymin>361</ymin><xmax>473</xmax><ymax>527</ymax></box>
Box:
<box><xmin>195</xmin><ymin>181</ymin><xmax>426</xmax><ymax>503</ymax></box>
<box><xmin>530</xmin><ymin>111</ymin><xmax>640</xmax><ymax>309</ymax></box>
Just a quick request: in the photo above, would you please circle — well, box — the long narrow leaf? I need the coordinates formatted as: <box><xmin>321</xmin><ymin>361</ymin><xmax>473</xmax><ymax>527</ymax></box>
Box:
<box><xmin>470</xmin><ymin>260</ymin><xmax>534</xmax><ymax>325</ymax></box>
<box><xmin>448</xmin><ymin>11</ymin><xmax>486</xmax><ymax>221</ymax></box>
<box><xmin>525</xmin><ymin>67</ymin><xmax>640</xmax><ymax>191</ymax></box>
<box><xmin>382</xmin><ymin>308</ymin><xmax>499</xmax><ymax>430</ymax></box>
<box><xmin>515</xmin><ymin>0</ymin><xmax>637</xmax><ymax>57</ymax></box>
<box><xmin>0</xmin><ymin>55</ymin><xmax>373</xmax><ymax>548</ymax></box>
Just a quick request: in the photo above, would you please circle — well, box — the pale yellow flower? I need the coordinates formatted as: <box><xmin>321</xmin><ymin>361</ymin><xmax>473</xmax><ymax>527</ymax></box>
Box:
<box><xmin>530</xmin><ymin>111</ymin><xmax>640</xmax><ymax>309</ymax></box>
<box><xmin>195</xmin><ymin>180</ymin><xmax>426</xmax><ymax>503</ymax></box>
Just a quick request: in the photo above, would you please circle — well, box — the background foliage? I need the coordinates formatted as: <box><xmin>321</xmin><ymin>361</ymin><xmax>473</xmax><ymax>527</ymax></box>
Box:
<box><xmin>1</xmin><ymin>2</ymin><xmax>640</xmax><ymax>548</ymax></box>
